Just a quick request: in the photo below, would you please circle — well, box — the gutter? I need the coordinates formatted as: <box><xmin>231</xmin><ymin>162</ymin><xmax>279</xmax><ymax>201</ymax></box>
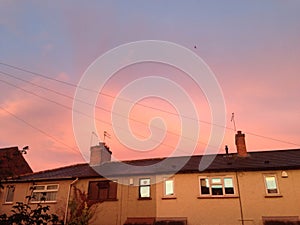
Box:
<box><xmin>64</xmin><ymin>178</ymin><xmax>79</xmax><ymax>224</ymax></box>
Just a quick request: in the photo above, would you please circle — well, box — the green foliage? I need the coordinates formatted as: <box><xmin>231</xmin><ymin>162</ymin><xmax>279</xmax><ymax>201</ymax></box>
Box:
<box><xmin>67</xmin><ymin>186</ymin><xmax>97</xmax><ymax>225</ymax></box>
<box><xmin>0</xmin><ymin>201</ymin><xmax>63</xmax><ymax>225</ymax></box>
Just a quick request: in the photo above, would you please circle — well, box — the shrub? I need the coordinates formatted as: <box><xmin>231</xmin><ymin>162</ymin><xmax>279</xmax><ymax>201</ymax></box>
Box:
<box><xmin>0</xmin><ymin>201</ymin><xmax>63</xmax><ymax>225</ymax></box>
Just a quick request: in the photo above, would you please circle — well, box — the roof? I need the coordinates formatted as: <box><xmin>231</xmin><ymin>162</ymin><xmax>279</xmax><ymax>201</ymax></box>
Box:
<box><xmin>5</xmin><ymin>148</ymin><xmax>300</xmax><ymax>182</ymax></box>
<box><xmin>0</xmin><ymin>146</ymin><xmax>33</xmax><ymax>179</ymax></box>
<box><xmin>17</xmin><ymin>163</ymin><xmax>99</xmax><ymax>181</ymax></box>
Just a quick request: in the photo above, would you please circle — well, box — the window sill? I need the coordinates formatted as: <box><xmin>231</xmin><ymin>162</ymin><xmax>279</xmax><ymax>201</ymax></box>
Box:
<box><xmin>3</xmin><ymin>202</ymin><xmax>13</xmax><ymax>205</ymax></box>
<box><xmin>197</xmin><ymin>195</ymin><xmax>239</xmax><ymax>199</ymax></box>
<box><xmin>30</xmin><ymin>201</ymin><xmax>57</xmax><ymax>204</ymax></box>
<box><xmin>162</xmin><ymin>196</ymin><xmax>177</xmax><ymax>200</ymax></box>
<box><xmin>88</xmin><ymin>199</ymin><xmax>118</xmax><ymax>204</ymax></box>
<box><xmin>138</xmin><ymin>197</ymin><xmax>152</xmax><ymax>200</ymax></box>
<box><xmin>264</xmin><ymin>194</ymin><xmax>283</xmax><ymax>198</ymax></box>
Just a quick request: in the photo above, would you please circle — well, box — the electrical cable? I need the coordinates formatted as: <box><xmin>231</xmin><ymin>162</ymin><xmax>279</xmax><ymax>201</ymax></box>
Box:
<box><xmin>0</xmin><ymin>62</ymin><xmax>299</xmax><ymax>147</ymax></box>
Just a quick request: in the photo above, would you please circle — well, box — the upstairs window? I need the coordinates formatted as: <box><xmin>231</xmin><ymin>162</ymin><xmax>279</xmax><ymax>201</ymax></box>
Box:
<box><xmin>139</xmin><ymin>178</ymin><xmax>151</xmax><ymax>199</ymax></box>
<box><xmin>264</xmin><ymin>175</ymin><xmax>279</xmax><ymax>194</ymax></box>
<box><xmin>88</xmin><ymin>180</ymin><xmax>117</xmax><ymax>202</ymax></box>
<box><xmin>224</xmin><ymin>177</ymin><xmax>235</xmax><ymax>194</ymax></box>
<box><xmin>5</xmin><ymin>185</ymin><xmax>15</xmax><ymax>203</ymax></box>
<box><xmin>31</xmin><ymin>184</ymin><xmax>59</xmax><ymax>203</ymax></box>
<box><xmin>199</xmin><ymin>177</ymin><xmax>235</xmax><ymax>197</ymax></box>
<box><xmin>164</xmin><ymin>178</ymin><xmax>175</xmax><ymax>197</ymax></box>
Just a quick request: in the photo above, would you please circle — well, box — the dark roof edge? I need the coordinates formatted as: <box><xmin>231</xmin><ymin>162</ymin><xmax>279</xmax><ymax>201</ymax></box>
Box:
<box><xmin>2</xmin><ymin>166</ymin><xmax>300</xmax><ymax>183</ymax></box>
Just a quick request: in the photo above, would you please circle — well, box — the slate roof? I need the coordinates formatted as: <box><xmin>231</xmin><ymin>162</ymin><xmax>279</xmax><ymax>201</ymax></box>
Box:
<box><xmin>0</xmin><ymin>146</ymin><xmax>32</xmax><ymax>179</ymax></box>
<box><xmin>5</xmin><ymin>148</ymin><xmax>300</xmax><ymax>182</ymax></box>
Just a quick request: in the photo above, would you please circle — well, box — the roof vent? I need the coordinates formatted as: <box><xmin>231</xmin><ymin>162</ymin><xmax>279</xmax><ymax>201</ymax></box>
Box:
<box><xmin>281</xmin><ymin>171</ymin><xmax>288</xmax><ymax>178</ymax></box>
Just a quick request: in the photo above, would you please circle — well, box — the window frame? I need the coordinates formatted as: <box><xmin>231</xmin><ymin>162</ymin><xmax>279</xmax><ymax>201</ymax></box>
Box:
<box><xmin>163</xmin><ymin>177</ymin><xmax>175</xmax><ymax>198</ymax></box>
<box><xmin>30</xmin><ymin>184</ymin><xmax>59</xmax><ymax>203</ymax></box>
<box><xmin>139</xmin><ymin>178</ymin><xmax>151</xmax><ymax>199</ymax></box>
<box><xmin>199</xmin><ymin>176</ymin><xmax>237</xmax><ymax>197</ymax></box>
<box><xmin>87</xmin><ymin>180</ymin><xmax>118</xmax><ymax>202</ymax></box>
<box><xmin>4</xmin><ymin>185</ymin><xmax>15</xmax><ymax>204</ymax></box>
<box><xmin>264</xmin><ymin>174</ymin><xmax>280</xmax><ymax>196</ymax></box>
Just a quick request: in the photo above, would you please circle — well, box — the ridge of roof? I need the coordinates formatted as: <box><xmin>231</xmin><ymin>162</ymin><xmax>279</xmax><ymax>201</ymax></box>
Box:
<box><xmin>33</xmin><ymin>162</ymin><xmax>88</xmax><ymax>174</ymax></box>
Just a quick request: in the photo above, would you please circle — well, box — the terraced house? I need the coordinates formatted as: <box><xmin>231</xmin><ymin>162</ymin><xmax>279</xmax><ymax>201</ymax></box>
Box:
<box><xmin>1</xmin><ymin>131</ymin><xmax>300</xmax><ymax>225</ymax></box>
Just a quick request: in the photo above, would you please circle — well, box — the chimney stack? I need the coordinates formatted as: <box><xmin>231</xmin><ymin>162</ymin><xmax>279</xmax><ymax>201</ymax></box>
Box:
<box><xmin>235</xmin><ymin>131</ymin><xmax>248</xmax><ymax>157</ymax></box>
<box><xmin>89</xmin><ymin>142</ymin><xmax>112</xmax><ymax>166</ymax></box>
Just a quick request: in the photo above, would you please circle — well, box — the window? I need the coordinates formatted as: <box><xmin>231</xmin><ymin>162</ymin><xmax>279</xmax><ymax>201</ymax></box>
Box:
<box><xmin>139</xmin><ymin>178</ymin><xmax>151</xmax><ymax>199</ymax></box>
<box><xmin>264</xmin><ymin>175</ymin><xmax>279</xmax><ymax>194</ymax></box>
<box><xmin>224</xmin><ymin>177</ymin><xmax>234</xmax><ymax>194</ymax></box>
<box><xmin>31</xmin><ymin>184</ymin><xmax>58</xmax><ymax>202</ymax></box>
<box><xmin>164</xmin><ymin>178</ymin><xmax>175</xmax><ymax>197</ymax></box>
<box><xmin>88</xmin><ymin>180</ymin><xmax>117</xmax><ymax>202</ymax></box>
<box><xmin>5</xmin><ymin>185</ymin><xmax>15</xmax><ymax>203</ymax></box>
<box><xmin>199</xmin><ymin>177</ymin><xmax>235</xmax><ymax>196</ymax></box>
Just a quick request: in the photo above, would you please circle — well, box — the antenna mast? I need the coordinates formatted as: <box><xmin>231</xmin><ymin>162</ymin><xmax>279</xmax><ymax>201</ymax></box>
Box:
<box><xmin>231</xmin><ymin>112</ymin><xmax>237</xmax><ymax>131</ymax></box>
<box><xmin>103</xmin><ymin>131</ymin><xmax>111</xmax><ymax>142</ymax></box>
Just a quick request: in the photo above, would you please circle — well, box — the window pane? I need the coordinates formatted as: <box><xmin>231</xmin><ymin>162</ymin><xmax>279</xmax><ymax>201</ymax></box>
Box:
<box><xmin>140</xmin><ymin>186</ymin><xmax>150</xmax><ymax>198</ymax></box>
<box><xmin>34</xmin><ymin>186</ymin><xmax>45</xmax><ymax>190</ymax></box>
<box><xmin>32</xmin><ymin>192</ymin><xmax>44</xmax><ymax>201</ymax></box>
<box><xmin>47</xmin><ymin>185</ymin><xmax>58</xmax><ymax>190</ymax></box>
<box><xmin>140</xmin><ymin>178</ymin><xmax>150</xmax><ymax>186</ymax></box>
<box><xmin>224</xmin><ymin>178</ymin><xmax>234</xmax><ymax>194</ymax></box>
<box><xmin>45</xmin><ymin>192</ymin><xmax>57</xmax><ymax>201</ymax></box>
<box><xmin>211</xmin><ymin>178</ymin><xmax>221</xmax><ymax>184</ymax></box>
<box><xmin>224</xmin><ymin>178</ymin><xmax>233</xmax><ymax>187</ymax></box>
<box><xmin>200</xmin><ymin>178</ymin><xmax>210</xmax><ymax>195</ymax></box>
<box><xmin>88</xmin><ymin>182</ymin><xmax>100</xmax><ymax>200</ymax></box>
<box><xmin>5</xmin><ymin>186</ymin><xmax>15</xmax><ymax>203</ymax></box>
<box><xmin>108</xmin><ymin>181</ymin><xmax>117</xmax><ymax>199</ymax></box>
<box><xmin>212</xmin><ymin>185</ymin><xmax>223</xmax><ymax>195</ymax></box>
<box><xmin>165</xmin><ymin>180</ymin><xmax>174</xmax><ymax>196</ymax></box>
<box><xmin>265</xmin><ymin>176</ymin><xmax>278</xmax><ymax>194</ymax></box>
<box><xmin>98</xmin><ymin>181</ymin><xmax>109</xmax><ymax>189</ymax></box>
<box><xmin>99</xmin><ymin>188</ymin><xmax>108</xmax><ymax>200</ymax></box>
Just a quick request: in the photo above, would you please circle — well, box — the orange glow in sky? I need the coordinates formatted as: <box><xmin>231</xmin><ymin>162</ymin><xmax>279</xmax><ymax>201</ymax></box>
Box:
<box><xmin>0</xmin><ymin>1</ymin><xmax>299</xmax><ymax>171</ymax></box>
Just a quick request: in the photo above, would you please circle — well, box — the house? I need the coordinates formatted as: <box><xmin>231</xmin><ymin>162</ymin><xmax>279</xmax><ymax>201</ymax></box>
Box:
<box><xmin>1</xmin><ymin>132</ymin><xmax>300</xmax><ymax>225</ymax></box>
<box><xmin>0</xmin><ymin>146</ymin><xmax>33</xmax><ymax>211</ymax></box>
<box><xmin>0</xmin><ymin>146</ymin><xmax>32</xmax><ymax>180</ymax></box>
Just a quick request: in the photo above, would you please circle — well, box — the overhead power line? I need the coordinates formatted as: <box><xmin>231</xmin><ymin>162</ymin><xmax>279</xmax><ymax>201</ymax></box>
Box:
<box><xmin>0</xmin><ymin>73</ymin><xmax>205</xmax><ymax>146</ymax></box>
<box><xmin>0</xmin><ymin>104</ymin><xmax>203</xmax><ymax>156</ymax></box>
<box><xmin>0</xmin><ymin>62</ymin><xmax>224</xmax><ymax>128</ymax></box>
<box><xmin>0</xmin><ymin>105</ymin><xmax>79</xmax><ymax>154</ymax></box>
<box><xmin>0</xmin><ymin>62</ymin><xmax>299</xmax><ymax>148</ymax></box>
<box><xmin>0</xmin><ymin>77</ymin><xmax>215</xmax><ymax>155</ymax></box>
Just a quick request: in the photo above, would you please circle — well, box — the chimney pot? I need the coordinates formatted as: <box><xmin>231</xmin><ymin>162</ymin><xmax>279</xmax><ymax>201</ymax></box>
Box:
<box><xmin>235</xmin><ymin>130</ymin><xmax>248</xmax><ymax>157</ymax></box>
<box><xmin>225</xmin><ymin>145</ymin><xmax>229</xmax><ymax>155</ymax></box>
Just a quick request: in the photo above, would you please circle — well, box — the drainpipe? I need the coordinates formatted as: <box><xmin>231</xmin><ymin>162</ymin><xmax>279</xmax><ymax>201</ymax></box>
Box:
<box><xmin>236</xmin><ymin>172</ymin><xmax>245</xmax><ymax>225</ymax></box>
<box><xmin>64</xmin><ymin>178</ymin><xmax>79</xmax><ymax>224</ymax></box>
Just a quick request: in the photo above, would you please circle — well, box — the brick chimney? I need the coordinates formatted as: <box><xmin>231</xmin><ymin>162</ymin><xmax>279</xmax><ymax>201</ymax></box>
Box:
<box><xmin>235</xmin><ymin>131</ymin><xmax>248</xmax><ymax>157</ymax></box>
<box><xmin>89</xmin><ymin>142</ymin><xmax>112</xmax><ymax>166</ymax></box>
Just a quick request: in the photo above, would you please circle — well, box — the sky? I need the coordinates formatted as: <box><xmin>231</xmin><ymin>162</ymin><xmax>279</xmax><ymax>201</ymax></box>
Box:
<box><xmin>0</xmin><ymin>0</ymin><xmax>300</xmax><ymax>171</ymax></box>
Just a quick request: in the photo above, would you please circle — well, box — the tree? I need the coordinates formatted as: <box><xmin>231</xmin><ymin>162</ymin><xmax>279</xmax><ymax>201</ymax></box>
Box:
<box><xmin>67</xmin><ymin>186</ymin><xmax>97</xmax><ymax>225</ymax></box>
